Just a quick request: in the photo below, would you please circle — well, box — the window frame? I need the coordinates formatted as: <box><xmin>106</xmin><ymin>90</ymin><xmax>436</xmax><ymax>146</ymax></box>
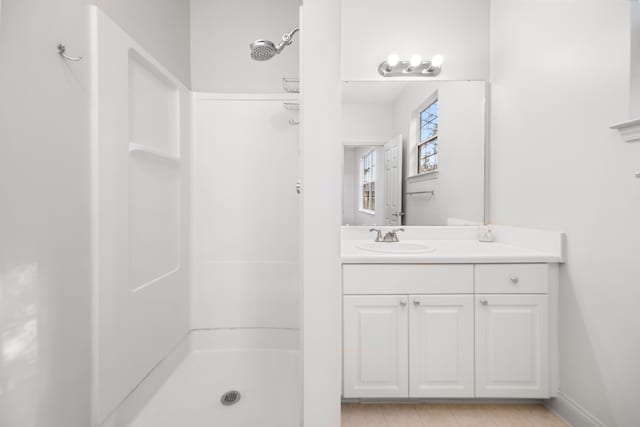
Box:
<box><xmin>417</xmin><ymin>98</ymin><xmax>439</xmax><ymax>174</ymax></box>
<box><xmin>359</xmin><ymin>149</ymin><xmax>376</xmax><ymax>214</ymax></box>
<box><xmin>409</xmin><ymin>91</ymin><xmax>439</xmax><ymax>179</ymax></box>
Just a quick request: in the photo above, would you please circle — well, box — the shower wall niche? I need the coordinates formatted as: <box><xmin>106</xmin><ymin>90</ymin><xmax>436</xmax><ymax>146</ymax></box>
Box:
<box><xmin>127</xmin><ymin>51</ymin><xmax>181</xmax><ymax>292</ymax></box>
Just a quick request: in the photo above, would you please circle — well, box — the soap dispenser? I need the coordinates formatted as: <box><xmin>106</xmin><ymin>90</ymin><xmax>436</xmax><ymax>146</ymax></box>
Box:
<box><xmin>478</xmin><ymin>225</ymin><xmax>495</xmax><ymax>243</ymax></box>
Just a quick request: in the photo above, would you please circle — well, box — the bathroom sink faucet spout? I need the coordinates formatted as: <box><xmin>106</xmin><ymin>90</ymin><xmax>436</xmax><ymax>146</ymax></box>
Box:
<box><xmin>383</xmin><ymin>228</ymin><xmax>405</xmax><ymax>242</ymax></box>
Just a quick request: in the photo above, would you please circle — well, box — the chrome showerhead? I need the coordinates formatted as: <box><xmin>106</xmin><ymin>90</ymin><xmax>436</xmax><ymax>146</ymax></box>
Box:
<box><xmin>250</xmin><ymin>27</ymin><xmax>299</xmax><ymax>61</ymax></box>
<box><xmin>250</xmin><ymin>40</ymin><xmax>278</xmax><ymax>61</ymax></box>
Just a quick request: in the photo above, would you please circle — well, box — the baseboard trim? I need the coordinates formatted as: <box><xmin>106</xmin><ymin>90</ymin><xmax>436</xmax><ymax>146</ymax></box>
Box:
<box><xmin>545</xmin><ymin>393</ymin><xmax>607</xmax><ymax>427</ymax></box>
<box><xmin>342</xmin><ymin>398</ymin><xmax>544</xmax><ymax>405</ymax></box>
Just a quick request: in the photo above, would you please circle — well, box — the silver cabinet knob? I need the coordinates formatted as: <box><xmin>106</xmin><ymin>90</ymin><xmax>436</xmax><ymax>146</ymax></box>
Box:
<box><xmin>413</xmin><ymin>299</ymin><xmax>420</xmax><ymax>306</ymax></box>
<box><xmin>399</xmin><ymin>300</ymin><xmax>407</xmax><ymax>306</ymax></box>
<box><xmin>480</xmin><ymin>298</ymin><xmax>488</xmax><ymax>306</ymax></box>
<box><xmin>635</xmin><ymin>172</ymin><xmax>640</xmax><ymax>178</ymax></box>
<box><xmin>295</xmin><ymin>181</ymin><xmax>301</xmax><ymax>194</ymax></box>
<box><xmin>510</xmin><ymin>276</ymin><xmax>519</xmax><ymax>284</ymax></box>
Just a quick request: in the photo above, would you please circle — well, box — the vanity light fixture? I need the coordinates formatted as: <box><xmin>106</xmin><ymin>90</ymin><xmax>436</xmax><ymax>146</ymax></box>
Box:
<box><xmin>378</xmin><ymin>54</ymin><xmax>443</xmax><ymax>77</ymax></box>
<box><xmin>383</xmin><ymin>53</ymin><xmax>400</xmax><ymax>72</ymax></box>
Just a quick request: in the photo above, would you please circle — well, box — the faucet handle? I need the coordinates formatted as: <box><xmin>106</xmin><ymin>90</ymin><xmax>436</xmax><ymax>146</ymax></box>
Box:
<box><xmin>369</xmin><ymin>228</ymin><xmax>383</xmax><ymax>242</ymax></box>
<box><xmin>392</xmin><ymin>228</ymin><xmax>405</xmax><ymax>233</ymax></box>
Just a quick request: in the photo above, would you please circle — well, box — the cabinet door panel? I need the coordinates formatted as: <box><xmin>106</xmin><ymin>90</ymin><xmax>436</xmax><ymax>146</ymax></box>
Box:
<box><xmin>409</xmin><ymin>295</ymin><xmax>474</xmax><ymax>397</ymax></box>
<box><xmin>343</xmin><ymin>295</ymin><xmax>408</xmax><ymax>398</ymax></box>
<box><xmin>475</xmin><ymin>294</ymin><xmax>549</xmax><ymax>398</ymax></box>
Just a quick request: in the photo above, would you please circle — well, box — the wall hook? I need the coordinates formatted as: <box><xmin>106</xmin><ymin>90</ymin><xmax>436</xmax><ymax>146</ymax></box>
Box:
<box><xmin>57</xmin><ymin>43</ymin><xmax>83</xmax><ymax>62</ymax></box>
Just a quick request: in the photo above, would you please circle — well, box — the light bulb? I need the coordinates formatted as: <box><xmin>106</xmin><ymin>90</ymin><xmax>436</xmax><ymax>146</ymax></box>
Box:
<box><xmin>387</xmin><ymin>54</ymin><xmax>400</xmax><ymax>67</ymax></box>
<box><xmin>410</xmin><ymin>55</ymin><xmax>422</xmax><ymax>68</ymax></box>
<box><xmin>431</xmin><ymin>54</ymin><xmax>444</xmax><ymax>67</ymax></box>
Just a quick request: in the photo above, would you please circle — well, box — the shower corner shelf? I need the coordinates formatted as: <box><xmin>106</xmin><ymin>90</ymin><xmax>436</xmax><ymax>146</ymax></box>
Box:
<box><xmin>129</xmin><ymin>143</ymin><xmax>180</xmax><ymax>161</ymax></box>
<box><xmin>610</xmin><ymin>117</ymin><xmax>640</xmax><ymax>143</ymax></box>
<box><xmin>282</xmin><ymin>78</ymin><xmax>300</xmax><ymax>94</ymax></box>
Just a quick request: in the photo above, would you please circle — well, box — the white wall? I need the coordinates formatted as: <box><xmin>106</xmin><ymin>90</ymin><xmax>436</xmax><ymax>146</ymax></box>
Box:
<box><xmin>341</xmin><ymin>103</ymin><xmax>393</xmax><ymax>143</ymax></box>
<box><xmin>631</xmin><ymin>1</ymin><xmax>640</xmax><ymax>117</ymax></box>
<box><xmin>392</xmin><ymin>82</ymin><xmax>486</xmax><ymax>226</ymax></box>
<box><xmin>93</xmin><ymin>0</ymin><xmax>191</xmax><ymax>87</ymax></box>
<box><xmin>190</xmin><ymin>0</ymin><xmax>300</xmax><ymax>93</ymax></box>
<box><xmin>490</xmin><ymin>1</ymin><xmax>639</xmax><ymax>426</ymax></box>
<box><xmin>341</xmin><ymin>103</ymin><xmax>391</xmax><ymax>226</ymax></box>
<box><xmin>0</xmin><ymin>1</ymin><xmax>92</xmax><ymax>426</ymax></box>
<box><xmin>300</xmin><ymin>0</ymin><xmax>343</xmax><ymax>426</ymax></box>
<box><xmin>341</xmin><ymin>0</ymin><xmax>490</xmax><ymax>81</ymax></box>
<box><xmin>191</xmin><ymin>95</ymin><xmax>300</xmax><ymax>331</ymax></box>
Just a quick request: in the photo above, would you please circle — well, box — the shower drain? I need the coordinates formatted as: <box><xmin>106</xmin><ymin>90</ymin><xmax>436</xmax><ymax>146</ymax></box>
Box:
<box><xmin>220</xmin><ymin>390</ymin><xmax>242</xmax><ymax>406</ymax></box>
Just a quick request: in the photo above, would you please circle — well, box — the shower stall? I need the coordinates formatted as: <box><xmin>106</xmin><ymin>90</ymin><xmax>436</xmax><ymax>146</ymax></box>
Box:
<box><xmin>92</xmin><ymin>6</ymin><xmax>302</xmax><ymax>427</ymax></box>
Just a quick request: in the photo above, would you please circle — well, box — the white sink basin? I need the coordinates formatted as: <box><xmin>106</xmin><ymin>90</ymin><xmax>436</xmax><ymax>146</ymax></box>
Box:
<box><xmin>356</xmin><ymin>242</ymin><xmax>435</xmax><ymax>254</ymax></box>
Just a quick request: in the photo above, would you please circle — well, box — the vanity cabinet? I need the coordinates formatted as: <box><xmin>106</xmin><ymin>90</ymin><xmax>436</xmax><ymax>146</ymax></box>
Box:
<box><xmin>342</xmin><ymin>263</ymin><xmax>557</xmax><ymax>400</ymax></box>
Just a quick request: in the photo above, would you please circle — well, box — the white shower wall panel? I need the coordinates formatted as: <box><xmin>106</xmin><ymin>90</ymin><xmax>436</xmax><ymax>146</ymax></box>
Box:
<box><xmin>192</xmin><ymin>95</ymin><xmax>300</xmax><ymax>330</ymax></box>
<box><xmin>93</xmin><ymin>8</ymin><xmax>191</xmax><ymax>422</ymax></box>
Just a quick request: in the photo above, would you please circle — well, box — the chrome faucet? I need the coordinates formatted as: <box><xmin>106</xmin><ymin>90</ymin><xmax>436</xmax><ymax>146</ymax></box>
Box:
<box><xmin>369</xmin><ymin>228</ymin><xmax>405</xmax><ymax>242</ymax></box>
<box><xmin>383</xmin><ymin>228</ymin><xmax>405</xmax><ymax>242</ymax></box>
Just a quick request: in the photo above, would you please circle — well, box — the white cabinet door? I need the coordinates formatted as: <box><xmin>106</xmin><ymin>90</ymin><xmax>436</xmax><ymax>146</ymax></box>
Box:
<box><xmin>409</xmin><ymin>295</ymin><xmax>474</xmax><ymax>397</ymax></box>
<box><xmin>475</xmin><ymin>294</ymin><xmax>549</xmax><ymax>398</ymax></box>
<box><xmin>343</xmin><ymin>295</ymin><xmax>409</xmax><ymax>398</ymax></box>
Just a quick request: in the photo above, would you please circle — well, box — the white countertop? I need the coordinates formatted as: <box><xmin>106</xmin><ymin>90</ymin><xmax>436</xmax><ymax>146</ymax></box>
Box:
<box><xmin>341</xmin><ymin>239</ymin><xmax>562</xmax><ymax>264</ymax></box>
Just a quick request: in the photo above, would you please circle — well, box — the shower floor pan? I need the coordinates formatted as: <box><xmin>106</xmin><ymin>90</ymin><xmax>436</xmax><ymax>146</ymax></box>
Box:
<box><xmin>130</xmin><ymin>332</ymin><xmax>300</xmax><ymax>427</ymax></box>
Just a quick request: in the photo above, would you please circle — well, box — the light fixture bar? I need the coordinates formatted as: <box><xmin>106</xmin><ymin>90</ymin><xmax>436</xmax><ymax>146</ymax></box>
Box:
<box><xmin>378</xmin><ymin>55</ymin><xmax>443</xmax><ymax>77</ymax></box>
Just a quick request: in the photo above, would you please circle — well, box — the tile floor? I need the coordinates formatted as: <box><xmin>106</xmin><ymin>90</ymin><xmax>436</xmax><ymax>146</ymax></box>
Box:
<box><xmin>341</xmin><ymin>403</ymin><xmax>569</xmax><ymax>427</ymax></box>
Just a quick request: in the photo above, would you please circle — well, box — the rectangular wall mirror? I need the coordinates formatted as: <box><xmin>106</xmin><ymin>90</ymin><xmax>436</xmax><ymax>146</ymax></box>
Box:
<box><xmin>341</xmin><ymin>81</ymin><xmax>488</xmax><ymax>227</ymax></box>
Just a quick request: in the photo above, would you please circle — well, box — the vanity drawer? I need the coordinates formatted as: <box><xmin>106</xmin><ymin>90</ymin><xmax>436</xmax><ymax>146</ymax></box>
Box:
<box><xmin>474</xmin><ymin>264</ymin><xmax>549</xmax><ymax>294</ymax></box>
<box><xmin>343</xmin><ymin>264</ymin><xmax>473</xmax><ymax>295</ymax></box>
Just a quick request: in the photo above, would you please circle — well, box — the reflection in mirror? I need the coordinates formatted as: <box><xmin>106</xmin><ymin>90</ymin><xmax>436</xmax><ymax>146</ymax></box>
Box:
<box><xmin>341</xmin><ymin>81</ymin><xmax>487</xmax><ymax>226</ymax></box>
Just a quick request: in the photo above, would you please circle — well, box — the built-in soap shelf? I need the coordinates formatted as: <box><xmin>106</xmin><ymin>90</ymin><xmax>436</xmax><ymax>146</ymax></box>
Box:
<box><xmin>610</xmin><ymin>118</ymin><xmax>640</xmax><ymax>143</ymax></box>
<box><xmin>129</xmin><ymin>143</ymin><xmax>180</xmax><ymax>162</ymax></box>
<box><xmin>282</xmin><ymin>77</ymin><xmax>300</xmax><ymax>94</ymax></box>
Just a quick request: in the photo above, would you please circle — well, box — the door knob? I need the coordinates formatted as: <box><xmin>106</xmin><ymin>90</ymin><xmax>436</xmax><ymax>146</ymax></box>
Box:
<box><xmin>480</xmin><ymin>298</ymin><xmax>488</xmax><ymax>306</ymax></box>
<box><xmin>413</xmin><ymin>299</ymin><xmax>420</xmax><ymax>306</ymax></box>
<box><xmin>510</xmin><ymin>276</ymin><xmax>519</xmax><ymax>284</ymax></box>
<box><xmin>399</xmin><ymin>300</ymin><xmax>407</xmax><ymax>306</ymax></box>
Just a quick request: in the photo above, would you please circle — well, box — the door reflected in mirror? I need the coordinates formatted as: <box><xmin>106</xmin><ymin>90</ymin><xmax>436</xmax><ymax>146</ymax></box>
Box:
<box><xmin>342</xmin><ymin>81</ymin><xmax>487</xmax><ymax>226</ymax></box>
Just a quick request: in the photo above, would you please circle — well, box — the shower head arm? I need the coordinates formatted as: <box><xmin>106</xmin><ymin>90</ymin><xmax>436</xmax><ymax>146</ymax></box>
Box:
<box><xmin>276</xmin><ymin>27</ymin><xmax>300</xmax><ymax>53</ymax></box>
